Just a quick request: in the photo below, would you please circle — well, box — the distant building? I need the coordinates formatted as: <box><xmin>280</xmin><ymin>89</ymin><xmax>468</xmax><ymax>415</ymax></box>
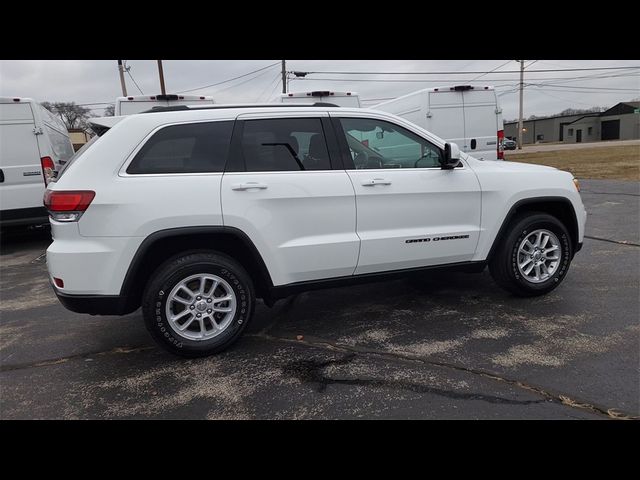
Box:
<box><xmin>68</xmin><ymin>128</ymin><xmax>92</xmax><ymax>151</ymax></box>
<box><xmin>504</xmin><ymin>101</ymin><xmax>640</xmax><ymax>145</ymax></box>
<box><xmin>562</xmin><ymin>101</ymin><xmax>640</xmax><ymax>144</ymax></box>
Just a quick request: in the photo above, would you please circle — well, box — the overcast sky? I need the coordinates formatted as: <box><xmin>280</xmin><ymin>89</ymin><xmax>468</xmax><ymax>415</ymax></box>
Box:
<box><xmin>1</xmin><ymin>60</ymin><xmax>638</xmax><ymax>120</ymax></box>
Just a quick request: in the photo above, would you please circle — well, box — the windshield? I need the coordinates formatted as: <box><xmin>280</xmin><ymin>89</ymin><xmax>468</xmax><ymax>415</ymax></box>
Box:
<box><xmin>53</xmin><ymin>135</ymin><xmax>99</xmax><ymax>181</ymax></box>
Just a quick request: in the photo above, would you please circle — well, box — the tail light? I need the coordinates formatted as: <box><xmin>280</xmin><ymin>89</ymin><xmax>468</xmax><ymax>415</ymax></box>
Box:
<box><xmin>497</xmin><ymin>130</ymin><xmax>505</xmax><ymax>160</ymax></box>
<box><xmin>44</xmin><ymin>190</ymin><xmax>95</xmax><ymax>222</ymax></box>
<box><xmin>41</xmin><ymin>156</ymin><xmax>55</xmax><ymax>186</ymax></box>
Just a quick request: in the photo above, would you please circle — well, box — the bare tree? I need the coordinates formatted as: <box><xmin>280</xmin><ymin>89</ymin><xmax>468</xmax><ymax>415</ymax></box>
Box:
<box><xmin>41</xmin><ymin>102</ymin><xmax>92</xmax><ymax>129</ymax></box>
<box><xmin>103</xmin><ymin>104</ymin><xmax>115</xmax><ymax>116</ymax></box>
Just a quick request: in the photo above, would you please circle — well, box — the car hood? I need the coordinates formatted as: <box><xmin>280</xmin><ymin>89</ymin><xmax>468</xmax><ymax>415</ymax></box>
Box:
<box><xmin>466</xmin><ymin>156</ymin><xmax>560</xmax><ymax>174</ymax></box>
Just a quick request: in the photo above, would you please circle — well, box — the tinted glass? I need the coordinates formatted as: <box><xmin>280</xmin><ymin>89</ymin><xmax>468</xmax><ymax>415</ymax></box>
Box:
<box><xmin>242</xmin><ymin>118</ymin><xmax>331</xmax><ymax>171</ymax></box>
<box><xmin>339</xmin><ymin>118</ymin><xmax>442</xmax><ymax>169</ymax></box>
<box><xmin>45</xmin><ymin>125</ymin><xmax>75</xmax><ymax>162</ymax></box>
<box><xmin>127</xmin><ymin>121</ymin><xmax>233</xmax><ymax>174</ymax></box>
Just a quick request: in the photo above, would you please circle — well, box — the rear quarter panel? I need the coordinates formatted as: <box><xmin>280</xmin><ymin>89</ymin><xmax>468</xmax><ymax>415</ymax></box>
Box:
<box><xmin>50</xmin><ymin>115</ymin><xmax>225</xmax><ymax>238</ymax></box>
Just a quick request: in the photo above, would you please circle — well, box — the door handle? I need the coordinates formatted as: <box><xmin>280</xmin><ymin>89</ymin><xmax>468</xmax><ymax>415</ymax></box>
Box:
<box><xmin>231</xmin><ymin>182</ymin><xmax>268</xmax><ymax>191</ymax></box>
<box><xmin>362</xmin><ymin>178</ymin><xmax>391</xmax><ymax>186</ymax></box>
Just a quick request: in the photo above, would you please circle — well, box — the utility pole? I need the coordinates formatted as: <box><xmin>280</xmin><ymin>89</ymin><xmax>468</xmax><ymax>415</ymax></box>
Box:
<box><xmin>281</xmin><ymin>60</ymin><xmax>287</xmax><ymax>94</ymax></box>
<box><xmin>157</xmin><ymin>60</ymin><xmax>167</xmax><ymax>95</ymax></box>
<box><xmin>117</xmin><ymin>60</ymin><xmax>128</xmax><ymax>96</ymax></box>
<box><xmin>518</xmin><ymin>59</ymin><xmax>525</xmax><ymax>150</ymax></box>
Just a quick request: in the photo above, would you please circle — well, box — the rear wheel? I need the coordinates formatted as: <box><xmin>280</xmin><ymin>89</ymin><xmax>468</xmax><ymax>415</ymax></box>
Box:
<box><xmin>489</xmin><ymin>213</ymin><xmax>573</xmax><ymax>297</ymax></box>
<box><xmin>142</xmin><ymin>251</ymin><xmax>254</xmax><ymax>357</ymax></box>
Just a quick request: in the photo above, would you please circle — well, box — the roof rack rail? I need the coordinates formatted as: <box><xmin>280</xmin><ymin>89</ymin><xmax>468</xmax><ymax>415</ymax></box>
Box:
<box><xmin>140</xmin><ymin>102</ymin><xmax>340</xmax><ymax>114</ymax></box>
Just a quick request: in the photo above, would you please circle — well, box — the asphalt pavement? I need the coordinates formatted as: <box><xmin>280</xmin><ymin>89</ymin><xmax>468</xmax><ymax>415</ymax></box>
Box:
<box><xmin>0</xmin><ymin>179</ymin><xmax>638</xmax><ymax>419</ymax></box>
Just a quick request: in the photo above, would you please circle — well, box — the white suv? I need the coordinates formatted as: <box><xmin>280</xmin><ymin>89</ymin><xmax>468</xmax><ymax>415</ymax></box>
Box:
<box><xmin>45</xmin><ymin>104</ymin><xmax>587</xmax><ymax>357</ymax></box>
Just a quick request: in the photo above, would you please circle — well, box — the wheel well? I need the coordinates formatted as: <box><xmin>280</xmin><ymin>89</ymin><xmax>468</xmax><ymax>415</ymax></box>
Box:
<box><xmin>489</xmin><ymin>199</ymin><xmax>579</xmax><ymax>260</ymax></box>
<box><xmin>122</xmin><ymin>229</ymin><xmax>272</xmax><ymax>311</ymax></box>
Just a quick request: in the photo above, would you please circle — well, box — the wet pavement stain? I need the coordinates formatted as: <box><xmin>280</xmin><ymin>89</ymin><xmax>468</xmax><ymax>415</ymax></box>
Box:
<box><xmin>281</xmin><ymin>353</ymin><xmax>546</xmax><ymax>406</ymax></box>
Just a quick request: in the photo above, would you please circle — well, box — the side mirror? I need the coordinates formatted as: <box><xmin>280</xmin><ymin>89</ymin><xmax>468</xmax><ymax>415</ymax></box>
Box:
<box><xmin>441</xmin><ymin>142</ymin><xmax>461</xmax><ymax>169</ymax></box>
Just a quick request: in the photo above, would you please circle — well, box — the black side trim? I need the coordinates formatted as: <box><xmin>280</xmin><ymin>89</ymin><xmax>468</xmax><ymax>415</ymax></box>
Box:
<box><xmin>0</xmin><ymin>207</ymin><xmax>49</xmax><ymax>227</ymax></box>
<box><xmin>486</xmin><ymin>196</ymin><xmax>579</xmax><ymax>260</ymax></box>
<box><xmin>53</xmin><ymin>285</ymin><xmax>131</xmax><ymax>316</ymax></box>
<box><xmin>320</xmin><ymin>116</ymin><xmax>342</xmax><ymax>170</ymax></box>
<box><xmin>329</xmin><ymin>116</ymin><xmax>356</xmax><ymax>170</ymax></box>
<box><xmin>268</xmin><ymin>261</ymin><xmax>486</xmax><ymax>300</ymax></box>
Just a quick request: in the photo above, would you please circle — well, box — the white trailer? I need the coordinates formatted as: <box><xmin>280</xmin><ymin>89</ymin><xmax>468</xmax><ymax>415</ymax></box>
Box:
<box><xmin>373</xmin><ymin>85</ymin><xmax>505</xmax><ymax>161</ymax></box>
<box><xmin>0</xmin><ymin>97</ymin><xmax>74</xmax><ymax>226</ymax></box>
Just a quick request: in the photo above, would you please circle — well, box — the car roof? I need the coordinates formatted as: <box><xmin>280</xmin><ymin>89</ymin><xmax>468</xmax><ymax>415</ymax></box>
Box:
<box><xmin>118</xmin><ymin>104</ymin><xmax>370</xmax><ymax>123</ymax></box>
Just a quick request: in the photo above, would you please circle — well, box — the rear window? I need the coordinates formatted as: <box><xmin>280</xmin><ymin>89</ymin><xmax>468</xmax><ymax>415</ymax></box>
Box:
<box><xmin>127</xmin><ymin>121</ymin><xmax>233</xmax><ymax>174</ymax></box>
<box><xmin>53</xmin><ymin>135</ymin><xmax>99</xmax><ymax>181</ymax></box>
<box><xmin>45</xmin><ymin>125</ymin><xmax>75</xmax><ymax>163</ymax></box>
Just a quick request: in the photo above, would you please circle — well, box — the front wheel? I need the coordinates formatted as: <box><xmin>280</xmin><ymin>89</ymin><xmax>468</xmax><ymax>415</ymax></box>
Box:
<box><xmin>489</xmin><ymin>213</ymin><xmax>573</xmax><ymax>297</ymax></box>
<box><xmin>142</xmin><ymin>252</ymin><xmax>255</xmax><ymax>357</ymax></box>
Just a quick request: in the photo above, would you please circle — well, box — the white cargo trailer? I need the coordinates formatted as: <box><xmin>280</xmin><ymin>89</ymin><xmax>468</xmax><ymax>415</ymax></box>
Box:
<box><xmin>0</xmin><ymin>97</ymin><xmax>74</xmax><ymax>226</ymax></box>
<box><xmin>373</xmin><ymin>85</ymin><xmax>504</xmax><ymax>161</ymax></box>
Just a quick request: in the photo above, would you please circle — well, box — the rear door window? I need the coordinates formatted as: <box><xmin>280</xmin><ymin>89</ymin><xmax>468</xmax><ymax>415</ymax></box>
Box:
<box><xmin>241</xmin><ymin>118</ymin><xmax>331</xmax><ymax>172</ymax></box>
<box><xmin>127</xmin><ymin>121</ymin><xmax>234</xmax><ymax>174</ymax></box>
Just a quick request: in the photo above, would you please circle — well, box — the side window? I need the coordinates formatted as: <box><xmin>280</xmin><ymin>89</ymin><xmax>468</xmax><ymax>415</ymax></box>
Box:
<box><xmin>338</xmin><ymin>118</ymin><xmax>442</xmax><ymax>169</ymax></box>
<box><xmin>45</xmin><ymin>125</ymin><xmax>75</xmax><ymax>163</ymax></box>
<box><xmin>127</xmin><ymin>121</ymin><xmax>233</xmax><ymax>174</ymax></box>
<box><xmin>242</xmin><ymin>118</ymin><xmax>331</xmax><ymax>172</ymax></box>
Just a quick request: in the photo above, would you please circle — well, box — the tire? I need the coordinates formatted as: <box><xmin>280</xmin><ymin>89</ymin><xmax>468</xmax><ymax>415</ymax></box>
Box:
<box><xmin>142</xmin><ymin>251</ymin><xmax>255</xmax><ymax>357</ymax></box>
<box><xmin>489</xmin><ymin>213</ymin><xmax>573</xmax><ymax>297</ymax></box>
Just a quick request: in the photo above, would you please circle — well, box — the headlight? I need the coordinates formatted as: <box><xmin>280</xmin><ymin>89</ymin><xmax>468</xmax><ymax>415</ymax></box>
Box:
<box><xmin>573</xmin><ymin>178</ymin><xmax>581</xmax><ymax>192</ymax></box>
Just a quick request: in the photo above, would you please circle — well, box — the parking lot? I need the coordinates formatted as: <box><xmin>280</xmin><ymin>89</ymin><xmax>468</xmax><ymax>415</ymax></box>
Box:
<box><xmin>0</xmin><ymin>179</ymin><xmax>638</xmax><ymax>419</ymax></box>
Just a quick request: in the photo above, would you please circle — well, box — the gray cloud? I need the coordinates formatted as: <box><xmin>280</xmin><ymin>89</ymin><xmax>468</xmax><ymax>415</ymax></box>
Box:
<box><xmin>1</xmin><ymin>60</ymin><xmax>638</xmax><ymax>120</ymax></box>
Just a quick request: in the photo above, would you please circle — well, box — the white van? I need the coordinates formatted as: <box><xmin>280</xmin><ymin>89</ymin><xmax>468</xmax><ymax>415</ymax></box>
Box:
<box><xmin>373</xmin><ymin>86</ymin><xmax>504</xmax><ymax>160</ymax></box>
<box><xmin>115</xmin><ymin>94</ymin><xmax>215</xmax><ymax>116</ymax></box>
<box><xmin>0</xmin><ymin>97</ymin><xmax>74</xmax><ymax>227</ymax></box>
<box><xmin>276</xmin><ymin>91</ymin><xmax>361</xmax><ymax>108</ymax></box>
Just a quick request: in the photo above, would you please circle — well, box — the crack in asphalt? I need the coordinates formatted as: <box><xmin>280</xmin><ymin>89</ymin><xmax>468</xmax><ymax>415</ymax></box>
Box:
<box><xmin>582</xmin><ymin>191</ymin><xmax>639</xmax><ymax>197</ymax></box>
<box><xmin>253</xmin><ymin>333</ymin><xmax>638</xmax><ymax>420</ymax></box>
<box><xmin>0</xmin><ymin>345</ymin><xmax>153</xmax><ymax>373</ymax></box>
<box><xmin>2</xmin><ymin>332</ymin><xmax>636</xmax><ymax>419</ymax></box>
<box><xmin>584</xmin><ymin>235</ymin><xmax>640</xmax><ymax>247</ymax></box>
<box><xmin>281</xmin><ymin>352</ymin><xmax>546</xmax><ymax>406</ymax></box>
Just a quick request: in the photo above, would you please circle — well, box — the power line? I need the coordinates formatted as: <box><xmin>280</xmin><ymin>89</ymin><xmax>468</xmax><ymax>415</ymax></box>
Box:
<box><xmin>266</xmin><ymin>74</ymin><xmax>284</xmax><ymax>101</ymax></box>
<box><xmin>529</xmin><ymin>72</ymin><xmax>640</xmax><ymax>87</ymax></box>
<box><xmin>297</xmin><ymin>66</ymin><xmax>640</xmax><ymax>75</ymax></box>
<box><xmin>123</xmin><ymin>61</ymin><xmax>144</xmax><ymax>95</ymax></box>
<box><xmin>257</xmin><ymin>72</ymin><xmax>283</xmax><ymax>102</ymax></box>
<box><xmin>126</xmin><ymin>70</ymin><xmax>144</xmax><ymax>95</ymax></box>
<box><xmin>471</xmin><ymin>60</ymin><xmax>513</xmax><ymax>81</ymax></box>
<box><xmin>534</xmin><ymin>89</ymin><xmax>597</xmax><ymax>106</ymax></box>
<box><xmin>291</xmin><ymin>71</ymin><xmax>640</xmax><ymax>84</ymax></box>
<box><xmin>212</xmin><ymin>66</ymin><xmax>278</xmax><ymax>94</ymax></box>
<box><xmin>528</xmin><ymin>83</ymin><xmax>640</xmax><ymax>92</ymax></box>
<box><xmin>177</xmin><ymin>62</ymin><xmax>280</xmax><ymax>93</ymax></box>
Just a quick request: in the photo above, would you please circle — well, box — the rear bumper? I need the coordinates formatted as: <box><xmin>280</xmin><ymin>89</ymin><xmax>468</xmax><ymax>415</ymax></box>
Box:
<box><xmin>52</xmin><ymin>282</ymin><xmax>136</xmax><ymax>316</ymax></box>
